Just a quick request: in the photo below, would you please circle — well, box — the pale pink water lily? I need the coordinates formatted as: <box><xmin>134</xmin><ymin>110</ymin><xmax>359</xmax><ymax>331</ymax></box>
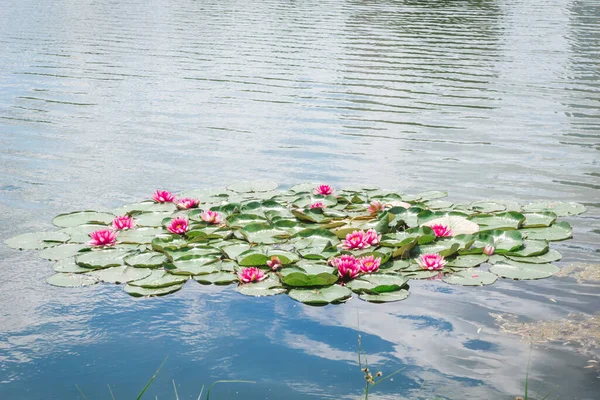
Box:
<box><xmin>167</xmin><ymin>217</ymin><xmax>189</xmax><ymax>235</ymax></box>
<box><xmin>483</xmin><ymin>244</ymin><xmax>495</xmax><ymax>256</ymax></box>
<box><xmin>176</xmin><ymin>197</ymin><xmax>200</xmax><ymax>209</ymax></box>
<box><xmin>430</xmin><ymin>224</ymin><xmax>453</xmax><ymax>237</ymax></box>
<box><xmin>238</xmin><ymin>267</ymin><xmax>267</xmax><ymax>283</ymax></box>
<box><xmin>88</xmin><ymin>229</ymin><xmax>117</xmax><ymax>247</ymax></box>
<box><xmin>200</xmin><ymin>210</ymin><xmax>223</xmax><ymax>225</ymax></box>
<box><xmin>112</xmin><ymin>215</ymin><xmax>135</xmax><ymax>230</ymax></box>
<box><xmin>266</xmin><ymin>256</ymin><xmax>282</xmax><ymax>271</ymax></box>
<box><xmin>309</xmin><ymin>201</ymin><xmax>325</xmax><ymax>209</ymax></box>
<box><xmin>341</xmin><ymin>230</ymin><xmax>370</xmax><ymax>250</ymax></box>
<box><xmin>417</xmin><ymin>253</ymin><xmax>447</xmax><ymax>271</ymax></box>
<box><xmin>359</xmin><ymin>255</ymin><xmax>381</xmax><ymax>273</ymax></box>
<box><xmin>364</xmin><ymin>229</ymin><xmax>381</xmax><ymax>246</ymax></box>
<box><xmin>367</xmin><ymin>201</ymin><xmax>386</xmax><ymax>214</ymax></box>
<box><xmin>331</xmin><ymin>255</ymin><xmax>360</xmax><ymax>280</ymax></box>
<box><xmin>152</xmin><ymin>190</ymin><xmax>176</xmax><ymax>203</ymax></box>
<box><xmin>314</xmin><ymin>185</ymin><xmax>334</xmax><ymax>195</ymax></box>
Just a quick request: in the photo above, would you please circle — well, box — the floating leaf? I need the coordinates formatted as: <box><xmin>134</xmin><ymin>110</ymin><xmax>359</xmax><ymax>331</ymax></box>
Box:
<box><xmin>282</xmin><ymin>272</ymin><xmax>338</xmax><ymax>287</ymax></box>
<box><xmin>490</xmin><ymin>261</ymin><xmax>560</xmax><ymax>280</ymax></box>
<box><xmin>522</xmin><ymin>201</ymin><xmax>586</xmax><ymax>217</ymax></box>
<box><xmin>53</xmin><ymin>211</ymin><xmax>114</xmax><ymax>227</ymax></box>
<box><xmin>505</xmin><ymin>239</ymin><xmax>549</xmax><ymax>257</ymax></box>
<box><xmin>346</xmin><ymin>274</ymin><xmax>408</xmax><ymax>294</ymax></box>
<box><xmin>468</xmin><ymin>212</ymin><xmax>525</xmax><ymax>231</ymax></box>
<box><xmin>46</xmin><ymin>273</ymin><xmax>98</xmax><ymax>287</ymax></box>
<box><xmin>445</xmin><ymin>254</ymin><xmax>488</xmax><ymax>268</ymax></box>
<box><xmin>359</xmin><ymin>290</ymin><xmax>409</xmax><ymax>303</ymax></box>
<box><xmin>236</xmin><ymin>276</ymin><xmax>285</xmax><ymax>297</ymax></box>
<box><xmin>506</xmin><ymin>249</ymin><xmax>562</xmax><ymax>264</ymax></box>
<box><xmin>443</xmin><ymin>269</ymin><xmax>497</xmax><ymax>286</ymax></box>
<box><xmin>520</xmin><ymin>221</ymin><xmax>573</xmax><ymax>241</ymax></box>
<box><xmin>39</xmin><ymin>243</ymin><xmax>88</xmax><ymax>260</ymax></box>
<box><xmin>169</xmin><ymin>257</ymin><xmax>220</xmax><ymax>275</ymax></box>
<box><xmin>5</xmin><ymin>231</ymin><xmax>70</xmax><ymax>250</ymax></box>
<box><xmin>124</xmin><ymin>282</ymin><xmax>185</xmax><ymax>297</ymax></box>
<box><xmin>129</xmin><ymin>270</ymin><xmax>188</xmax><ymax>288</ymax></box>
<box><xmin>522</xmin><ymin>212</ymin><xmax>557</xmax><ymax>228</ymax></box>
<box><xmin>124</xmin><ymin>251</ymin><xmax>168</xmax><ymax>268</ymax></box>
<box><xmin>421</xmin><ymin>215</ymin><xmax>479</xmax><ymax>235</ymax></box>
<box><xmin>288</xmin><ymin>285</ymin><xmax>352</xmax><ymax>305</ymax></box>
<box><xmin>118</xmin><ymin>227</ymin><xmax>168</xmax><ymax>244</ymax></box>
<box><xmin>87</xmin><ymin>266</ymin><xmax>152</xmax><ymax>284</ymax></box>
<box><xmin>75</xmin><ymin>248</ymin><xmax>131</xmax><ymax>269</ymax></box>
<box><xmin>53</xmin><ymin>257</ymin><xmax>90</xmax><ymax>273</ymax></box>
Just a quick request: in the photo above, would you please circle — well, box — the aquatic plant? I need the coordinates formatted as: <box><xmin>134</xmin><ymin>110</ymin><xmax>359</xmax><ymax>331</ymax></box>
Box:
<box><xmin>238</xmin><ymin>267</ymin><xmax>266</xmax><ymax>283</ymax></box>
<box><xmin>4</xmin><ymin>182</ymin><xmax>585</xmax><ymax>304</ymax></box>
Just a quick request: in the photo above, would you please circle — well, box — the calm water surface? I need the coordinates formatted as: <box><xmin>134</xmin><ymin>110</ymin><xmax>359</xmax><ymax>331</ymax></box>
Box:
<box><xmin>0</xmin><ymin>0</ymin><xmax>599</xmax><ymax>399</ymax></box>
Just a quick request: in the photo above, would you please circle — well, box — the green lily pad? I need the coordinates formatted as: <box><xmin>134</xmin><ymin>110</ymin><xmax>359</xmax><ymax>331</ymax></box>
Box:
<box><xmin>346</xmin><ymin>274</ymin><xmax>408</xmax><ymax>294</ymax></box>
<box><xmin>39</xmin><ymin>243</ymin><xmax>89</xmax><ymax>260</ymax></box>
<box><xmin>221</xmin><ymin>243</ymin><xmax>252</xmax><ymax>259</ymax></box>
<box><xmin>469</xmin><ymin>201</ymin><xmax>507</xmax><ymax>213</ymax></box>
<box><xmin>403</xmin><ymin>270</ymin><xmax>441</xmax><ymax>279</ymax></box>
<box><xmin>133</xmin><ymin>212</ymin><xmax>174</xmax><ymax>227</ymax></box>
<box><xmin>521</xmin><ymin>201</ymin><xmax>586</xmax><ymax>217</ymax></box>
<box><xmin>53</xmin><ymin>211</ymin><xmax>114</xmax><ymax>227</ymax></box>
<box><xmin>46</xmin><ymin>273</ymin><xmax>98</xmax><ymax>287</ymax></box>
<box><xmin>128</xmin><ymin>270</ymin><xmax>188</xmax><ymax>288</ymax></box>
<box><xmin>520</xmin><ymin>221</ymin><xmax>573</xmax><ymax>241</ymax></box>
<box><xmin>52</xmin><ymin>257</ymin><xmax>90</xmax><ymax>273</ymax></box>
<box><xmin>506</xmin><ymin>249</ymin><xmax>562</xmax><ymax>264</ymax></box>
<box><xmin>359</xmin><ymin>290</ymin><xmax>409</xmax><ymax>303</ymax></box>
<box><xmin>75</xmin><ymin>248</ymin><xmax>131</xmax><ymax>269</ymax></box>
<box><xmin>124</xmin><ymin>251</ymin><xmax>168</xmax><ymax>268</ymax></box>
<box><xmin>240</xmin><ymin>223</ymin><xmax>288</xmax><ymax>244</ymax></box>
<box><xmin>422</xmin><ymin>215</ymin><xmax>480</xmax><ymax>235</ymax></box>
<box><xmin>124</xmin><ymin>282</ymin><xmax>185</xmax><ymax>297</ymax></box>
<box><xmin>236</xmin><ymin>276</ymin><xmax>285</xmax><ymax>296</ymax></box>
<box><xmin>443</xmin><ymin>269</ymin><xmax>498</xmax><ymax>286</ymax></box>
<box><xmin>522</xmin><ymin>212</ymin><xmax>557</xmax><ymax>228</ymax></box>
<box><xmin>193</xmin><ymin>271</ymin><xmax>238</xmax><ymax>285</ymax></box>
<box><xmin>87</xmin><ymin>266</ymin><xmax>152</xmax><ymax>284</ymax></box>
<box><xmin>490</xmin><ymin>261</ymin><xmax>560</xmax><ymax>280</ymax></box>
<box><xmin>5</xmin><ymin>231</ymin><xmax>70</xmax><ymax>250</ymax></box>
<box><xmin>445</xmin><ymin>254</ymin><xmax>489</xmax><ymax>268</ymax></box>
<box><xmin>505</xmin><ymin>239</ymin><xmax>549</xmax><ymax>257</ymax></box>
<box><xmin>468</xmin><ymin>212</ymin><xmax>525</xmax><ymax>231</ymax></box>
<box><xmin>118</xmin><ymin>227</ymin><xmax>168</xmax><ymax>244</ymax></box>
<box><xmin>288</xmin><ymin>285</ymin><xmax>352</xmax><ymax>305</ymax></box>
<box><xmin>169</xmin><ymin>257</ymin><xmax>220</xmax><ymax>275</ymax></box>
<box><xmin>461</xmin><ymin>230</ymin><xmax>523</xmax><ymax>255</ymax></box>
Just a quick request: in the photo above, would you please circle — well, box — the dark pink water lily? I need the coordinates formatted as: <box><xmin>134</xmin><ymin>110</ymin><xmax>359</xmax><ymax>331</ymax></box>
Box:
<box><xmin>359</xmin><ymin>255</ymin><xmax>381</xmax><ymax>273</ymax></box>
<box><xmin>364</xmin><ymin>229</ymin><xmax>381</xmax><ymax>246</ymax></box>
<box><xmin>238</xmin><ymin>267</ymin><xmax>267</xmax><ymax>283</ymax></box>
<box><xmin>483</xmin><ymin>244</ymin><xmax>495</xmax><ymax>256</ymax></box>
<box><xmin>112</xmin><ymin>215</ymin><xmax>135</xmax><ymax>230</ymax></box>
<box><xmin>367</xmin><ymin>201</ymin><xmax>385</xmax><ymax>214</ymax></box>
<box><xmin>331</xmin><ymin>255</ymin><xmax>361</xmax><ymax>280</ymax></box>
<box><xmin>176</xmin><ymin>197</ymin><xmax>200</xmax><ymax>209</ymax></box>
<box><xmin>430</xmin><ymin>224</ymin><xmax>453</xmax><ymax>237</ymax></box>
<box><xmin>314</xmin><ymin>185</ymin><xmax>334</xmax><ymax>195</ymax></box>
<box><xmin>89</xmin><ymin>229</ymin><xmax>117</xmax><ymax>247</ymax></box>
<box><xmin>309</xmin><ymin>201</ymin><xmax>325</xmax><ymax>209</ymax></box>
<box><xmin>167</xmin><ymin>217</ymin><xmax>189</xmax><ymax>235</ymax></box>
<box><xmin>341</xmin><ymin>230</ymin><xmax>370</xmax><ymax>250</ymax></box>
<box><xmin>153</xmin><ymin>190</ymin><xmax>176</xmax><ymax>203</ymax></box>
<box><xmin>200</xmin><ymin>210</ymin><xmax>222</xmax><ymax>224</ymax></box>
<box><xmin>266</xmin><ymin>256</ymin><xmax>282</xmax><ymax>271</ymax></box>
<box><xmin>417</xmin><ymin>253</ymin><xmax>447</xmax><ymax>271</ymax></box>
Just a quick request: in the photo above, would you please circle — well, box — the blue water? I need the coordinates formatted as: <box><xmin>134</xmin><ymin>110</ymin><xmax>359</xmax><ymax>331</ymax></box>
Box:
<box><xmin>1</xmin><ymin>0</ymin><xmax>599</xmax><ymax>399</ymax></box>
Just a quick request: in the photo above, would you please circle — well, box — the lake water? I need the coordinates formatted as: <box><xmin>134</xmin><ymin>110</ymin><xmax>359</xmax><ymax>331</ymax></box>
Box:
<box><xmin>0</xmin><ymin>0</ymin><xmax>599</xmax><ymax>398</ymax></box>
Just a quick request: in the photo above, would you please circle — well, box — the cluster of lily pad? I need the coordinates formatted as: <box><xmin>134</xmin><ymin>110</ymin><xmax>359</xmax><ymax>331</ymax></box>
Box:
<box><xmin>5</xmin><ymin>182</ymin><xmax>585</xmax><ymax>305</ymax></box>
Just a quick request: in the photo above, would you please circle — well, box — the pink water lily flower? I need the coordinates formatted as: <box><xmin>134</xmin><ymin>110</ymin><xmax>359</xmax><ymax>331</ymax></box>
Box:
<box><xmin>483</xmin><ymin>244</ymin><xmax>495</xmax><ymax>256</ymax></box>
<box><xmin>112</xmin><ymin>215</ymin><xmax>135</xmax><ymax>230</ymax></box>
<box><xmin>153</xmin><ymin>190</ymin><xmax>176</xmax><ymax>203</ymax></box>
<box><xmin>430</xmin><ymin>224</ymin><xmax>453</xmax><ymax>237</ymax></box>
<box><xmin>367</xmin><ymin>201</ymin><xmax>386</xmax><ymax>214</ymax></box>
<box><xmin>314</xmin><ymin>185</ymin><xmax>334</xmax><ymax>195</ymax></box>
<box><xmin>309</xmin><ymin>201</ymin><xmax>325</xmax><ymax>209</ymax></box>
<box><xmin>176</xmin><ymin>197</ymin><xmax>200</xmax><ymax>209</ymax></box>
<box><xmin>359</xmin><ymin>256</ymin><xmax>381</xmax><ymax>273</ymax></box>
<box><xmin>331</xmin><ymin>255</ymin><xmax>360</xmax><ymax>280</ymax></box>
<box><xmin>417</xmin><ymin>253</ymin><xmax>447</xmax><ymax>271</ymax></box>
<box><xmin>266</xmin><ymin>256</ymin><xmax>282</xmax><ymax>271</ymax></box>
<box><xmin>167</xmin><ymin>217</ymin><xmax>189</xmax><ymax>235</ymax></box>
<box><xmin>89</xmin><ymin>229</ymin><xmax>117</xmax><ymax>247</ymax></box>
<box><xmin>364</xmin><ymin>229</ymin><xmax>381</xmax><ymax>246</ymax></box>
<box><xmin>238</xmin><ymin>267</ymin><xmax>267</xmax><ymax>283</ymax></box>
<box><xmin>341</xmin><ymin>230</ymin><xmax>370</xmax><ymax>250</ymax></box>
<box><xmin>200</xmin><ymin>210</ymin><xmax>223</xmax><ymax>225</ymax></box>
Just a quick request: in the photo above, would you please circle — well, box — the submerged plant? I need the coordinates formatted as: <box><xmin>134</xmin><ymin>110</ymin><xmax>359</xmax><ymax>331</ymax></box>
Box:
<box><xmin>4</xmin><ymin>182</ymin><xmax>585</xmax><ymax>304</ymax></box>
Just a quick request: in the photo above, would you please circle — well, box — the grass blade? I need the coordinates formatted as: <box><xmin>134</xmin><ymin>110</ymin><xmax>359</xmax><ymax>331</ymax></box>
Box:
<box><xmin>206</xmin><ymin>380</ymin><xmax>255</xmax><ymax>400</ymax></box>
<box><xmin>136</xmin><ymin>356</ymin><xmax>168</xmax><ymax>400</ymax></box>
<box><xmin>172</xmin><ymin>379</ymin><xmax>179</xmax><ymax>400</ymax></box>
<box><xmin>196</xmin><ymin>384</ymin><xmax>204</xmax><ymax>400</ymax></box>
<box><xmin>107</xmin><ymin>384</ymin><xmax>116</xmax><ymax>400</ymax></box>
<box><xmin>75</xmin><ymin>384</ymin><xmax>88</xmax><ymax>400</ymax></box>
